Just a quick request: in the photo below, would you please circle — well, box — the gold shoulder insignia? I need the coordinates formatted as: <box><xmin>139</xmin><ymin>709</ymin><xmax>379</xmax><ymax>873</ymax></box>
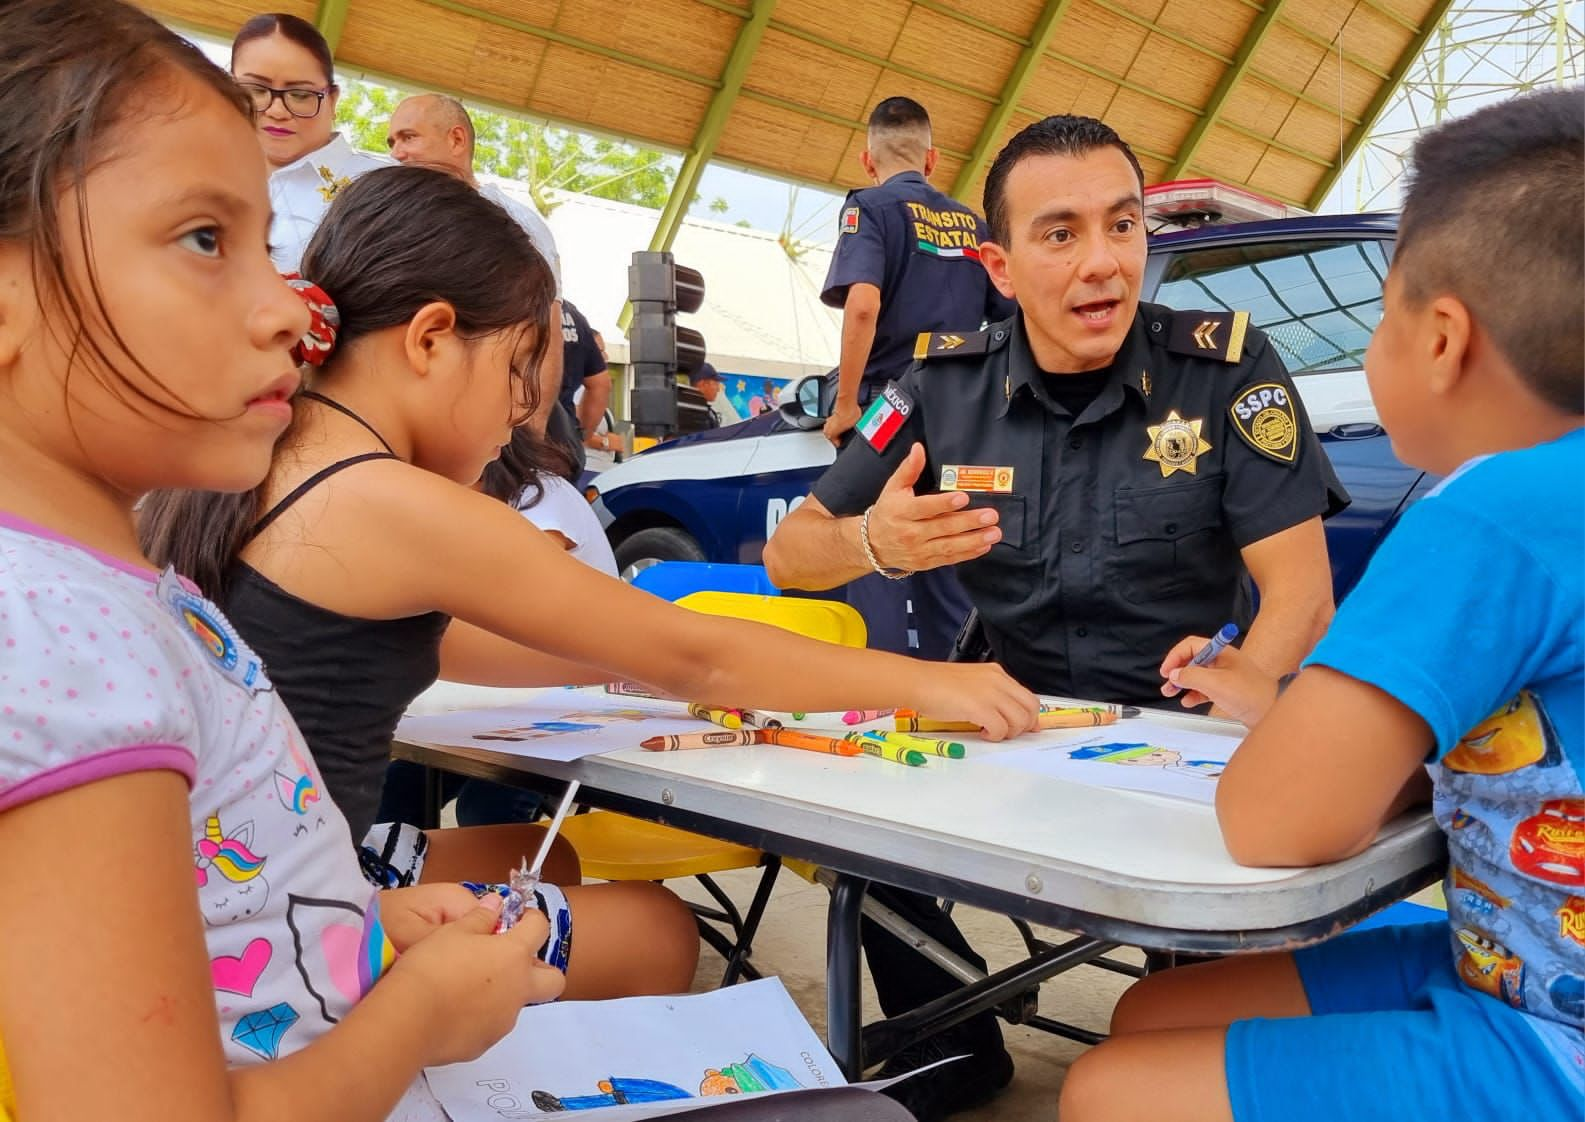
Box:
<box><xmin>1166</xmin><ymin>310</ymin><xmax>1250</xmax><ymax>364</ymax></box>
<box><xmin>914</xmin><ymin>330</ymin><xmax>991</xmax><ymax>361</ymax></box>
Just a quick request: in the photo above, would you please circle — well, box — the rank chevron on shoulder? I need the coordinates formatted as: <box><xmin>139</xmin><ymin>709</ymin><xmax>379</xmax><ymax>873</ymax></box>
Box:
<box><xmin>914</xmin><ymin>329</ymin><xmax>991</xmax><ymax>360</ymax></box>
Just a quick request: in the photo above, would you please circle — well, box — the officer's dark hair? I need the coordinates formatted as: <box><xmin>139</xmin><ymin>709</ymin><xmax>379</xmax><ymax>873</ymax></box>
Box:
<box><xmin>1394</xmin><ymin>87</ymin><xmax>1583</xmax><ymax>415</ymax></box>
<box><xmin>983</xmin><ymin>116</ymin><xmax>1145</xmax><ymax>245</ymax></box>
<box><xmin>232</xmin><ymin>13</ymin><xmax>335</xmax><ymax>88</ymax></box>
<box><xmin>867</xmin><ymin>96</ymin><xmax>931</xmax><ymax>164</ymax></box>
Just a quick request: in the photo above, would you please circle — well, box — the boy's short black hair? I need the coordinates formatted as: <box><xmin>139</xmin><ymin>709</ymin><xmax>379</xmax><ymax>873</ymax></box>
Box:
<box><xmin>1397</xmin><ymin>87</ymin><xmax>1583</xmax><ymax>414</ymax></box>
<box><xmin>983</xmin><ymin>116</ymin><xmax>1145</xmax><ymax>245</ymax></box>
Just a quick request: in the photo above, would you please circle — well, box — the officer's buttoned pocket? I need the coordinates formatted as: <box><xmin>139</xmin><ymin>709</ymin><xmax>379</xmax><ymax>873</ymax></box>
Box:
<box><xmin>970</xmin><ymin>493</ymin><xmax>1026</xmax><ymax>553</ymax></box>
<box><xmin>1112</xmin><ymin>475</ymin><xmax>1227</xmax><ymax>598</ymax></box>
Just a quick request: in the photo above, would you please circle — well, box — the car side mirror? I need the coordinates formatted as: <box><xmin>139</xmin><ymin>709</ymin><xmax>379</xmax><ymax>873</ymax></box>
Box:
<box><xmin>779</xmin><ymin>373</ymin><xmax>830</xmax><ymax>431</ymax></box>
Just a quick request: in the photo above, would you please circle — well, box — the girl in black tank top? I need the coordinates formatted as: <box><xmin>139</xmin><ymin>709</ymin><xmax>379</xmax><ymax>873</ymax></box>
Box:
<box><xmin>141</xmin><ymin>165</ymin><xmax>1040</xmax><ymax>1004</ymax></box>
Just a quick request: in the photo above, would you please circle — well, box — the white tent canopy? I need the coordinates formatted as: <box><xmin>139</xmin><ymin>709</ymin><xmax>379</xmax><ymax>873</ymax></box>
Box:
<box><xmin>484</xmin><ymin>174</ymin><xmax>842</xmax><ymax>382</ymax></box>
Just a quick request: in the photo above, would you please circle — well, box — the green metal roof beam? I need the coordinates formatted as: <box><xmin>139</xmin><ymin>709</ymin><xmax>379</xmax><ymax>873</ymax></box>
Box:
<box><xmin>314</xmin><ymin>0</ymin><xmax>350</xmax><ymax>52</ymax></box>
<box><xmin>1306</xmin><ymin>0</ymin><xmax>1460</xmax><ymax>210</ymax></box>
<box><xmin>1083</xmin><ymin>0</ymin><xmax>1361</xmax><ymax>123</ymax></box>
<box><xmin>1279</xmin><ymin>17</ymin><xmax>1392</xmax><ymax>79</ymax></box>
<box><xmin>908</xmin><ymin>0</ymin><xmax>1030</xmax><ymax>45</ymax></box>
<box><xmin>618</xmin><ymin>0</ymin><xmax>778</xmax><ymax>329</ymax></box>
<box><xmin>769</xmin><ymin>22</ymin><xmax>998</xmax><ymax>105</ymax></box>
<box><xmin>420</xmin><ymin>0</ymin><xmax>720</xmax><ymax>90</ymax></box>
<box><xmin>737</xmin><ymin>89</ymin><xmax>973</xmax><ymax>161</ymax></box>
<box><xmin>950</xmin><ymin>0</ymin><xmax>1074</xmax><ymax>200</ymax></box>
<box><xmin>1356</xmin><ymin>0</ymin><xmax>1422</xmax><ymax>34</ymax></box>
<box><xmin>1166</xmin><ymin>0</ymin><xmax>1294</xmax><ymax>181</ymax></box>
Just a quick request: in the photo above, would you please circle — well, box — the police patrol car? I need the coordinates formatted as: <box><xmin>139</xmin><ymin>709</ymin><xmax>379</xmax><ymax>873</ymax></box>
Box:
<box><xmin>590</xmin><ymin>209</ymin><xmax>1434</xmax><ymax>599</ymax></box>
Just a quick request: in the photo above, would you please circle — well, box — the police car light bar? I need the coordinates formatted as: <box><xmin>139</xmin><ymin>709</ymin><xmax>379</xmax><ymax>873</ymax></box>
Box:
<box><xmin>1144</xmin><ymin>179</ymin><xmax>1304</xmax><ymax>230</ymax></box>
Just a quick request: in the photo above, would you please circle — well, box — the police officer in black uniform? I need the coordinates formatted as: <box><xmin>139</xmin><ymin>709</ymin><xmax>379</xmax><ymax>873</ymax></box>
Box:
<box><xmin>766</xmin><ymin>117</ymin><xmax>1346</xmax><ymax>1121</ymax></box>
<box><xmin>819</xmin><ymin>96</ymin><xmax>1014</xmax><ymax>659</ymax></box>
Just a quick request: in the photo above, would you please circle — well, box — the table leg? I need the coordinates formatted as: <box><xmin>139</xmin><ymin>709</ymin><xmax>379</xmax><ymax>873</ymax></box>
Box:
<box><xmin>826</xmin><ymin>872</ymin><xmax>869</xmax><ymax>1080</ymax></box>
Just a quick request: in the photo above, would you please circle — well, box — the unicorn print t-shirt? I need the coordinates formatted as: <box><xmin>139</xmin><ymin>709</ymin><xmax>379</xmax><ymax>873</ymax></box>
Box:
<box><xmin>0</xmin><ymin>514</ymin><xmax>400</xmax><ymax>1071</ymax></box>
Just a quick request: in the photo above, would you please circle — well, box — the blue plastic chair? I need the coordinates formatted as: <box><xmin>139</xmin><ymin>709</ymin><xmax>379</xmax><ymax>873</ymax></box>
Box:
<box><xmin>631</xmin><ymin>561</ymin><xmax>780</xmax><ymax>602</ymax></box>
<box><xmin>1350</xmin><ymin>898</ymin><xmax>1445</xmax><ymax>933</ymax></box>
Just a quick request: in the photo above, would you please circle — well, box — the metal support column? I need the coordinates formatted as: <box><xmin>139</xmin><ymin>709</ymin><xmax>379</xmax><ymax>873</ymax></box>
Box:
<box><xmin>314</xmin><ymin>0</ymin><xmax>351</xmax><ymax>53</ymax></box>
<box><xmin>950</xmin><ymin>0</ymin><xmax>1074</xmax><ymax>202</ymax></box>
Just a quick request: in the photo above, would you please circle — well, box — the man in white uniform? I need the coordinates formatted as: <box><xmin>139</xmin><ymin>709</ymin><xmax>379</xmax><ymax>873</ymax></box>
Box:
<box><xmin>386</xmin><ymin>93</ymin><xmax>565</xmax><ymax>417</ymax></box>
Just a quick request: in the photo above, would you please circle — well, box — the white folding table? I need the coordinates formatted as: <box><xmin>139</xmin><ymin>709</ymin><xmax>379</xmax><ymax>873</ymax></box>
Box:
<box><xmin>396</xmin><ymin>684</ymin><xmax>1444</xmax><ymax>1077</ymax></box>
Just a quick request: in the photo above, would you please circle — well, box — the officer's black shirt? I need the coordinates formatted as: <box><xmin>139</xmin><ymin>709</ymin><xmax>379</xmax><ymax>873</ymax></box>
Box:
<box><xmin>820</xmin><ymin>170</ymin><xmax>1014</xmax><ymax>388</ymax></box>
<box><xmin>557</xmin><ymin>299</ymin><xmax>607</xmax><ymax>419</ymax></box>
<box><xmin>812</xmin><ymin>304</ymin><xmax>1350</xmax><ymax>706</ymax></box>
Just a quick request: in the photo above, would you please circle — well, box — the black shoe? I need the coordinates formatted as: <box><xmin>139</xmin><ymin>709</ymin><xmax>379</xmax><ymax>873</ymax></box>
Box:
<box><xmin>876</xmin><ymin>1031</ymin><xmax>1014</xmax><ymax>1122</ymax></box>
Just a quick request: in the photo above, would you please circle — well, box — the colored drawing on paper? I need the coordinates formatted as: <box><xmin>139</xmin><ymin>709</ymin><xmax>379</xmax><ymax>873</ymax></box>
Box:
<box><xmin>982</xmin><ymin>720</ymin><xmax>1242</xmax><ymax>805</ymax></box>
<box><xmin>424</xmin><ymin>978</ymin><xmax>842</xmax><ymax>1121</ymax></box>
<box><xmin>396</xmin><ymin>692</ymin><xmax>722</xmax><ymax>763</ymax></box>
<box><xmin>531</xmin><ymin>1054</ymin><xmax>801</xmax><ymax>1110</ymax></box>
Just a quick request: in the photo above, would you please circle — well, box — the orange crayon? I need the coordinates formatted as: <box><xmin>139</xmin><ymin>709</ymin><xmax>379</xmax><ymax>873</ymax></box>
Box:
<box><xmin>760</xmin><ymin>728</ymin><xmax>864</xmax><ymax>757</ymax></box>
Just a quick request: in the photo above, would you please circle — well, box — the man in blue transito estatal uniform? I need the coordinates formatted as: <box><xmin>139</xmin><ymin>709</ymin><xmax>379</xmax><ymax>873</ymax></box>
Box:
<box><xmin>818</xmin><ymin>96</ymin><xmax>1015</xmax><ymax>660</ymax></box>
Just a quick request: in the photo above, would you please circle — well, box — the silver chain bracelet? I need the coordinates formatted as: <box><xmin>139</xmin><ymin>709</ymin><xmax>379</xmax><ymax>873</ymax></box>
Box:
<box><xmin>860</xmin><ymin>506</ymin><xmax>913</xmax><ymax>580</ymax></box>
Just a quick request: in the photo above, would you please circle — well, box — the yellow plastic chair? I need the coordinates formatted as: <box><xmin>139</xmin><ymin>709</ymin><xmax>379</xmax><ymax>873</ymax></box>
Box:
<box><xmin>563</xmin><ymin>594</ymin><xmax>867</xmax><ymax>987</ymax></box>
<box><xmin>675</xmin><ymin>592</ymin><xmax>868</xmax><ymax>648</ymax></box>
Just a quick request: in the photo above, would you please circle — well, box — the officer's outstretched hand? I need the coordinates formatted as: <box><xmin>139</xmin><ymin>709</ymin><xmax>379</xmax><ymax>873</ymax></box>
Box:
<box><xmin>1159</xmin><ymin>637</ymin><xmax>1279</xmax><ymax>726</ymax></box>
<box><xmin>823</xmin><ymin>399</ymin><xmax>864</xmax><ymax>445</ymax></box>
<box><xmin>908</xmin><ymin>662</ymin><xmax>1042</xmax><ymax>741</ymax></box>
<box><xmin>864</xmin><ymin>444</ymin><xmax>1002</xmax><ymax>572</ymax></box>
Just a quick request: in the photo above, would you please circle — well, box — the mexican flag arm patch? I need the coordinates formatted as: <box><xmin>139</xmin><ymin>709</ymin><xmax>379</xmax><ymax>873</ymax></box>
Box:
<box><xmin>858</xmin><ymin>383</ymin><xmax>914</xmax><ymax>453</ymax></box>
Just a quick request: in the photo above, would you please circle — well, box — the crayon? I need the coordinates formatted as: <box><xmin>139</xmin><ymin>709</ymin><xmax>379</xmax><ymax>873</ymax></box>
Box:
<box><xmin>895</xmin><ymin>710</ymin><xmax>1121</xmax><ymax>733</ymax></box>
<box><xmin>606</xmin><ymin>681</ymin><xmax>665</xmax><ymax>699</ymax></box>
<box><xmin>849</xmin><ymin>730</ymin><xmax>965</xmax><ymax>759</ymax></box>
<box><xmin>897</xmin><ymin>704</ymin><xmax>1141</xmax><ymax>720</ymax></box>
<box><xmin>688</xmin><ymin>703</ymin><xmax>746</xmax><ymax>730</ymax></box>
<box><xmin>760</xmin><ymin>727</ymin><xmax>864</xmax><ymax>757</ymax></box>
<box><xmin>842</xmin><ymin>708</ymin><xmax>896</xmax><ymax>726</ymax></box>
<box><xmin>858</xmin><ymin>738</ymin><xmax>928</xmax><ymax>767</ymax></box>
<box><xmin>1189</xmin><ymin>623</ymin><xmax>1240</xmax><ymax>668</ymax></box>
<box><xmin>642</xmin><ymin>730</ymin><xmax>760</xmax><ymax>751</ymax></box>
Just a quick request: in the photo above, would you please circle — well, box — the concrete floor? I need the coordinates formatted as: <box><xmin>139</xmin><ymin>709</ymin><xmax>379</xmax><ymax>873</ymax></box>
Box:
<box><xmin>669</xmin><ymin>868</ymin><xmax>1139</xmax><ymax>1122</ymax></box>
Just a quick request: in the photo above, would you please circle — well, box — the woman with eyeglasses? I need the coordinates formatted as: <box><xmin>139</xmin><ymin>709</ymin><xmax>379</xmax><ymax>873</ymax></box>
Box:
<box><xmin>231</xmin><ymin>12</ymin><xmax>386</xmax><ymax>272</ymax></box>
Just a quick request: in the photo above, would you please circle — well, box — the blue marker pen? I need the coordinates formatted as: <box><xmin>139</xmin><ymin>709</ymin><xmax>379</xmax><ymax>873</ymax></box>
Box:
<box><xmin>1189</xmin><ymin>622</ymin><xmax>1239</xmax><ymax>668</ymax></box>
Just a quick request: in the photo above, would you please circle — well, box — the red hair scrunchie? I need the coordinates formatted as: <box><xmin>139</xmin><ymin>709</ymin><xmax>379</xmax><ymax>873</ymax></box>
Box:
<box><xmin>283</xmin><ymin>272</ymin><xmax>341</xmax><ymax>367</ymax></box>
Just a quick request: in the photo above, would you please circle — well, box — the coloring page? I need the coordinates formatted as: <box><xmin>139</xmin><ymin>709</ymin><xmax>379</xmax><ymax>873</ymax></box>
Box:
<box><xmin>978</xmin><ymin>719</ymin><xmax>1243</xmax><ymax>805</ymax></box>
<box><xmin>425</xmin><ymin>979</ymin><xmax>843</xmax><ymax>1120</ymax></box>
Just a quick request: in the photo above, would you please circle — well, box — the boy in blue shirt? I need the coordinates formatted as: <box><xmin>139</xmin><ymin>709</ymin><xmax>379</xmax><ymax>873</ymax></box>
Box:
<box><xmin>1059</xmin><ymin>87</ymin><xmax>1583</xmax><ymax>1122</ymax></box>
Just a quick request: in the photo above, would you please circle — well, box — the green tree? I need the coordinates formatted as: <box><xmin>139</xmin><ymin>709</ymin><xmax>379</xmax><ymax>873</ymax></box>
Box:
<box><xmin>337</xmin><ymin>78</ymin><xmax>682</xmax><ymax>217</ymax></box>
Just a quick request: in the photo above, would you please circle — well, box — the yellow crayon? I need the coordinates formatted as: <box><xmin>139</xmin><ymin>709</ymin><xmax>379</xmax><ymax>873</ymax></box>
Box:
<box><xmin>848</xmin><ymin>730</ymin><xmax>965</xmax><ymax>759</ymax></box>
<box><xmin>895</xmin><ymin>710</ymin><xmax>1119</xmax><ymax>733</ymax></box>
<box><xmin>688</xmin><ymin>703</ymin><xmax>746</xmax><ymax>730</ymax></box>
<box><xmin>859</xmin><ymin>738</ymin><xmax>928</xmax><ymax>767</ymax></box>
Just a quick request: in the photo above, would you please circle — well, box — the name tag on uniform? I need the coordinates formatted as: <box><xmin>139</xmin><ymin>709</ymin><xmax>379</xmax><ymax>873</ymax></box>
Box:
<box><xmin>940</xmin><ymin>465</ymin><xmax>1014</xmax><ymax>493</ymax></box>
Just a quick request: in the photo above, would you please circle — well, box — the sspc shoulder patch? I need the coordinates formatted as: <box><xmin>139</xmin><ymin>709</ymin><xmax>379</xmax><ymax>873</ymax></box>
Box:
<box><xmin>857</xmin><ymin>382</ymin><xmax>914</xmax><ymax>453</ymax></box>
<box><xmin>913</xmin><ymin>330</ymin><xmax>990</xmax><ymax>361</ymax></box>
<box><xmin>1168</xmin><ymin>310</ymin><xmax>1250</xmax><ymax>364</ymax></box>
<box><xmin>1229</xmin><ymin>381</ymin><xmax>1299</xmax><ymax>463</ymax></box>
<box><xmin>840</xmin><ymin>206</ymin><xmax>860</xmax><ymax>235</ymax></box>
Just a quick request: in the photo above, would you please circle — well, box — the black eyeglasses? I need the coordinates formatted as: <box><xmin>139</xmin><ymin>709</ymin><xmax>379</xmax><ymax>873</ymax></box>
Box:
<box><xmin>238</xmin><ymin>82</ymin><xmax>328</xmax><ymax>119</ymax></box>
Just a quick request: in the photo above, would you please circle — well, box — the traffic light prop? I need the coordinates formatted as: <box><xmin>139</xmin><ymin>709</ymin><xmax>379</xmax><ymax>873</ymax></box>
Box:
<box><xmin>626</xmin><ymin>251</ymin><xmax>706</xmax><ymax>439</ymax></box>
